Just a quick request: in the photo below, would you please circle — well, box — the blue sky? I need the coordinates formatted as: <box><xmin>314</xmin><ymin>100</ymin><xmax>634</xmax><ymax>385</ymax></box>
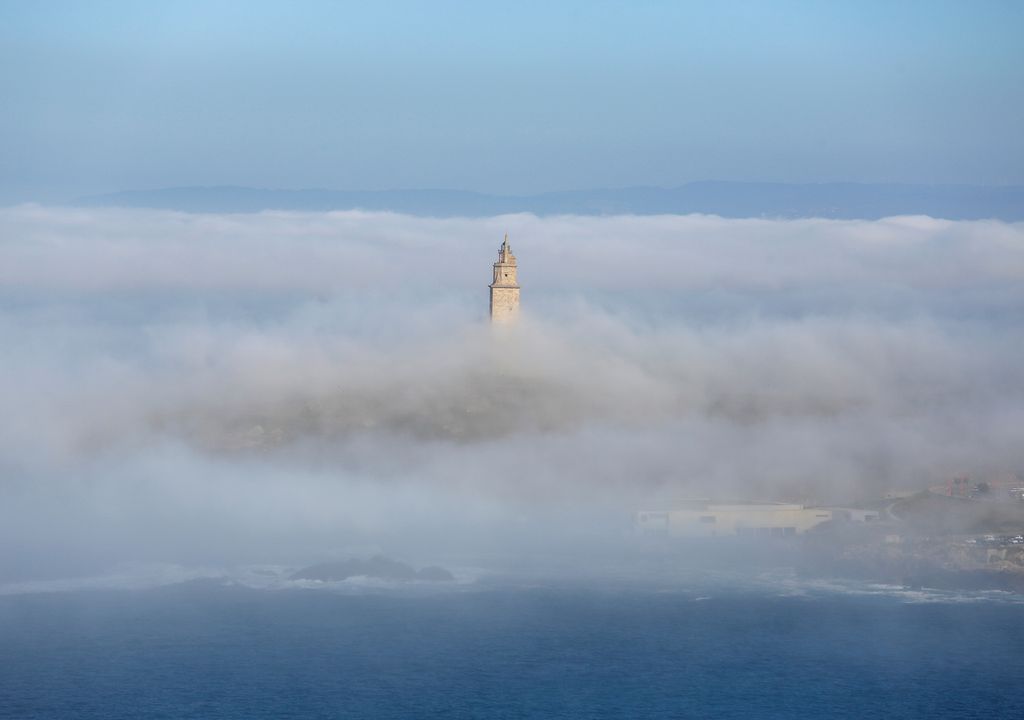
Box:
<box><xmin>1</xmin><ymin>0</ymin><xmax>1022</xmax><ymax>201</ymax></box>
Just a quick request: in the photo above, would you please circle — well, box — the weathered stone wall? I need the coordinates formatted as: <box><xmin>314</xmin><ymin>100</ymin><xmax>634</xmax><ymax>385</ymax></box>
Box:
<box><xmin>490</xmin><ymin>286</ymin><xmax>520</xmax><ymax>323</ymax></box>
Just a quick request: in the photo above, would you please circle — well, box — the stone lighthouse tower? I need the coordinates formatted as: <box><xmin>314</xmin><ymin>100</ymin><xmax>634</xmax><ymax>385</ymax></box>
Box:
<box><xmin>489</xmin><ymin>233</ymin><xmax>520</xmax><ymax>322</ymax></box>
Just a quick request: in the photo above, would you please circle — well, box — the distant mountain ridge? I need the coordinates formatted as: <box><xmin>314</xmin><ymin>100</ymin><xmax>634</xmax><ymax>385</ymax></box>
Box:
<box><xmin>77</xmin><ymin>182</ymin><xmax>1024</xmax><ymax>220</ymax></box>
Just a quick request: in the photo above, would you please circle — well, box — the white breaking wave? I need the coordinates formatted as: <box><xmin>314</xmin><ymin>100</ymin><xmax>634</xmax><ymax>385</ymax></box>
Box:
<box><xmin>3</xmin><ymin>562</ymin><xmax>1022</xmax><ymax>606</ymax></box>
<box><xmin>0</xmin><ymin>561</ymin><xmax>483</xmax><ymax>596</ymax></box>
<box><xmin>744</xmin><ymin>568</ymin><xmax>1024</xmax><ymax>605</ymax></box>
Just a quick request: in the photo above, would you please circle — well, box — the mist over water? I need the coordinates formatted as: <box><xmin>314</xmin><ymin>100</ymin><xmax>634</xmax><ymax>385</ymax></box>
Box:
<box><xmin>2</xmin><ymin>206</ymin><xmax>1023</xmax><ymax>582</ymax></box>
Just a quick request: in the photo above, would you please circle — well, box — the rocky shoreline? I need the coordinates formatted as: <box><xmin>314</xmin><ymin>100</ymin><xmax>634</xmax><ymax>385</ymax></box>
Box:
<box><xmin>290</xmin><ymin>556</ymin><xmax>455</xmax><ymax>583</ymax></box>
<box><xmin>799</xmin><ymin>531</ymin><xmax>1024</xmax><ymax>593</ymax></box>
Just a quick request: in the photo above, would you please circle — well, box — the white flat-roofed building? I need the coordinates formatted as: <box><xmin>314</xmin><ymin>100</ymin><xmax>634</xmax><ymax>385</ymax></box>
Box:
<box><xmin>635</xmin><ymin>502</ymin><xmax>834</xmax><ymax>538</ymax></box>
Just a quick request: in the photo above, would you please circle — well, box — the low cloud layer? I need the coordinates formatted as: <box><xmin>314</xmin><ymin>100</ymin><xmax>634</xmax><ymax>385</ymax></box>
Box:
<box><xmin>1</xmin><ymin>206</ymin><xmax>1022</xmax><ymax>578</ymax></box>
<box><xmin>3</xmin><ymin>206</ymin><xmax>1023</xmax><ymax>294</ymax></box>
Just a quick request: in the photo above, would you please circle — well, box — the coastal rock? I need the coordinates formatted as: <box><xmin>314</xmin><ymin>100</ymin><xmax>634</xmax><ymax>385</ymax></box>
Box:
<box><xmin>416</xmin><ymin>565</ymin><xmax>456</xmax><ymax>582</ymax></box>
<box><xmin>290</xmin><ymin>556</ymin><xmax>455</xmax><ymax>582</ymax></box>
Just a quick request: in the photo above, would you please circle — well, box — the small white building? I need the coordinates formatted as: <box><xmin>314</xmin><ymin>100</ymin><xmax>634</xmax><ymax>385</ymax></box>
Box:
<box><xmin>635</xmin><ymin>502</ymin><xmax>835</xmax><ymax>538</ymax></box>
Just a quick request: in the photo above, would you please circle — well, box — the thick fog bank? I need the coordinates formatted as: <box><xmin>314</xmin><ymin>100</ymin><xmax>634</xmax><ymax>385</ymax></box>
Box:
<box><xmin>1</xmin><ymin>207</ymin><xmax>1022</xmax><ymax>579</ymax></box>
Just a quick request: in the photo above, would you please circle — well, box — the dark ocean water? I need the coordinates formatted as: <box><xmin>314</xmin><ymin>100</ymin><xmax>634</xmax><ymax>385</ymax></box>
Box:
<box><xmin>1</xmin><ymin>576</ymin><xmax>1022</xmax><ymax>719</ymax></box>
